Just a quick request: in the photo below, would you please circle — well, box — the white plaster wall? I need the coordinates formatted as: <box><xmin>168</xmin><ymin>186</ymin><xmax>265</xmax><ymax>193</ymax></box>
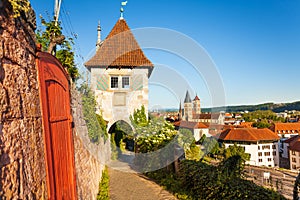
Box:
<box><xmin>193</xmin><ymin>128</ymin><xmax>209</xmax><ymax>141</ymax></box>
<box><xmin>90</xmin><ymin>67</ymin><xmax>149</xmax><ymax>129</ymax></box>
<box><xmin>224</xmin><ymin>142</ymin><xmax>279</xmax><ymax>167</ymax></box>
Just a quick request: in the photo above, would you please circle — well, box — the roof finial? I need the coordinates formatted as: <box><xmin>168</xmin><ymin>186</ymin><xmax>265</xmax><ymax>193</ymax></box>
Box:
<box><xmin>96</xmin><ymin>20</ymin><xmax>101</xmax><ymax>50</ymax></box>
<box><xmin>120</xmin><ymin>1</ymin><xmax>128</xmax><ymax>19</ymax></box>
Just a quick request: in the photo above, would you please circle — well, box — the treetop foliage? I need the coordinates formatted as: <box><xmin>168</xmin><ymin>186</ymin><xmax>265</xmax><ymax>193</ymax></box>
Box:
<box><xmin>36</xmin><ymin>16</ymin><xmax>79</xmax><ymax>81</ymax></box>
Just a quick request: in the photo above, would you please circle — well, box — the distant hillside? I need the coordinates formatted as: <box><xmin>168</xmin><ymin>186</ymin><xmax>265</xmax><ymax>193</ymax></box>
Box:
<box><xmin>202</xmin><ymin>101</ymin><xmax>300</xmax><ymax>113</ymax></box>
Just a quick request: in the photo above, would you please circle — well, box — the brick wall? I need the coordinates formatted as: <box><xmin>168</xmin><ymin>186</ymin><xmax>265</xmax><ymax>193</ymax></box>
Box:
<box><xmin>0</xmin><ymin>1</ymin><xmax>47</xmax><ymax>198</ymax></box>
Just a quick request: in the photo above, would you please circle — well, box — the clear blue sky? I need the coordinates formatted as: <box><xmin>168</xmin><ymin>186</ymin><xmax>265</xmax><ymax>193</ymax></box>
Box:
<box><xmin>30</xmin><ymin>0</ymin><xmax>300</xmax><ymax>109</ymax></box>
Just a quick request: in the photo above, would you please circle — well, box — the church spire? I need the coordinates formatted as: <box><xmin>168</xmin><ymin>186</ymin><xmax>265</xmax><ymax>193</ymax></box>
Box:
<box><xmin>96</xmin><ymin>21</ymin><xmax>101</xmax><ymax>50</ymax></box>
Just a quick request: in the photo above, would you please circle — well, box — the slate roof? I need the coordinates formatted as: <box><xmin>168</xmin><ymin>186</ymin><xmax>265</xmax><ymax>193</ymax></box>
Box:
<box><xmin>85</xmin><ymin>19</ymin><xmax>153</xmax><ymax>69</ymax></box>
<box><xmin>184</xmin><ymin>91</ymin><xmax>192</xmax><ymax>103</ymax></box>
<box><xmin>219</xmin><ymin>128</ymin><xmax>280</xmax><ymax>142</ymax></box>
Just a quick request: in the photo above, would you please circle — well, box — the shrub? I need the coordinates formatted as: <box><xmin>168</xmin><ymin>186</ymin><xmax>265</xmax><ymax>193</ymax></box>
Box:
<box><xmin>97</xmin><ymin>166</ymin><xmax>109</xmax><ymax>200</ymax></box>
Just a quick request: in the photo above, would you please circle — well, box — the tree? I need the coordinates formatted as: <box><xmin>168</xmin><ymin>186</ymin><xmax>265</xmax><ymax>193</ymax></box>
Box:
<box><xmin>130</xmin><ymin>105</ymin><xmax>148</xmax><ymax>128</ymax></box>
<box><xmin>177</xmin><ymin>128</ymin><xmax>202</xmax><ymax>161</ymax></box>
<box><xmin>36</xmin><ymin>17</ymin><xmax>79</xmax><ymax>81</ymax></box>
<box><xmin>222</xmin><ymin>143</ymin><xmax>250</xmax><ymax>178</ymax></box>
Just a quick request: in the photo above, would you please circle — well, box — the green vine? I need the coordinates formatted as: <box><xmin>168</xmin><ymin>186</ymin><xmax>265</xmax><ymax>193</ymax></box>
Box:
<box><xmin>8</xmin><ymin>0</ymin><xmax>30</xmax><ymax>18</ymax></box>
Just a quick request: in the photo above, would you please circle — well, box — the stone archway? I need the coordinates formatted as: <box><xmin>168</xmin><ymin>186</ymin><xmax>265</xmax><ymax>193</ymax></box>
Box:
<box><xmin>109</xmin><ymin>120</ymin><xmax>135</xmax><ymax>152</ymax></box>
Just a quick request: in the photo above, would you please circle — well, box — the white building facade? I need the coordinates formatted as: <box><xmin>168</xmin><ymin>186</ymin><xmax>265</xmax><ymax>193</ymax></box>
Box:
<box><xmin>219</xmin><ymin>128</ymin><xmax>280</xmax><ymax>167</ymax></box>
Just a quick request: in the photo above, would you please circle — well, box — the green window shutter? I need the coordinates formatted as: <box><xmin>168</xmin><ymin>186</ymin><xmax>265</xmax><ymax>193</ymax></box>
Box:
<box><xmin>131</xmin><ymin>75</ymin><xmax>143</xmax><ymax>91</ymax></box>
<box><xmin>96</xmin><ymin>75</ymin><xmax>109</xmax><ymax>90</ymax></box>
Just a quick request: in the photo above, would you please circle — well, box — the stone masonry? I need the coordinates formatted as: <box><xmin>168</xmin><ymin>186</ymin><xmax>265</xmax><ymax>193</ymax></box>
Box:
<box><xmin>0</xmin><ymin>1</ymin><xmax>47</xmax><ymax>198</ymax></box>
<box><xmin>71</xmin><ymin>87</ymin><xmax>111</xmax><ymax>200</ymax></box>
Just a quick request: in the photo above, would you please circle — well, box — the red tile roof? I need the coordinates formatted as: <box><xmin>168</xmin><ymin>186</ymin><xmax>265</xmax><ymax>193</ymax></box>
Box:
<box><xmin>85</xmin><ymin>19</ymin><xmax>153</xmax><ymax>69</ymax></box>
<box><xmin>284</xmin><ymin>135</ymin><xmax>300</xmax><ymax>152</ymax></box>
<box><xmin>219</xmin><ymin>128</ymin><xmax>280</xmax><ymax>142</ymax></box>
<box><xmin>269</xmin><ymin>122</ymin><xmax>300</xmax><ymax>134</ymax></box>
<box><xmin>173</xmin><ymin>120</ymin><xmax>208</xmax><ymax>129</ymax></box>
<box><xmin>193</xmin><ymin>95</ymin><xmax>200</xmax><ymax>101</ymax></box>
<box><xmin>240</xmin><ymin>122</ymin><xmax>253</xmax><ymax>128</ymax></box>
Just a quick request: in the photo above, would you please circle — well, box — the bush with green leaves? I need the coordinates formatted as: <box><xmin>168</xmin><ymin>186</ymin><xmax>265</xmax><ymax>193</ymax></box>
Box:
<box><xmin>97</xmin><ymin>166</ymin><xmax>109</xmax><ymax>200</ymax></box>
<box><xmin>79</xmin><ymin>84</ymin><xmax>108</xmax><ymax>143</ymax></box>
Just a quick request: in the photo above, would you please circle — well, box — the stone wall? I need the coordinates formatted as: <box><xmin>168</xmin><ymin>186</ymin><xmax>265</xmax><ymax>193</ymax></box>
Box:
<box><xmin>71</xmin><ymin>87</ymin><xmax>111</xmax><ymax>200</ymax></box>
<box><xmin>0</xmin><ymin>1</ymin><xmax>47</xmax><ymax>198</ymax></box>
<box><xmin>245</xmin><ymin>165</ymin><xmax>298</xmax><ymax>199</ymax></box>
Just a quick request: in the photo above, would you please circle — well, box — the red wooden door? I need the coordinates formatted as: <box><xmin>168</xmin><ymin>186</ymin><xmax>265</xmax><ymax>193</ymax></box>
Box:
<box><xmin>36</xmin><ymin>52</ymin><xmax>77</xmax><ymax>200</ymax></box>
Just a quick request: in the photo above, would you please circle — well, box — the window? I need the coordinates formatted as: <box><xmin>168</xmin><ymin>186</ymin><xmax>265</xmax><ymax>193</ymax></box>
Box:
<box><xmin>292</xmin><ymin>151</ymin><xmax>296</xmax><ymax>156</ymax></box>
<box><xmin>262</xmin><ymin>145</ymin><xmax>270</xmax><ymax>150</ymax></box>
<box><xmin>111</xmin><ymin>76</ymin><xmax>130</xmax><ymax>89</ymax></box>
<box><xmin>122</xmin><ymin>76</ymin><xmax>130</xmax><ymax>88</ymax></box>
<box><xmin>292</xmin><ymin>157</ymin><xmax>296</xmax><ymax>163</ymax></box>
<box><xmin>111</xmin><ymin>76</ymin><xmax>118</xmax><ymax>88</ymax></box>
<box><xmin>264</xmin><ymin>152</ymin><xmax>270</xmax><ymax>156</ymax></box>
<box><xmin>272</xmin><ymin>145</ymin><xmax>276</xmax><ymax>149</ymax></box>
<box><xmin>268</xmin><ymin>158</ymin><xmax>272</xmax><ymax>162</ymax></box>
<box><xmin>273</xmin><ymin>151</ymin><xmax>276</xmax><ymax>156</ymax></box>
<box><xmin>258</xmin><ymin>152</ymin><xmax>262</xmax><ymax>157</ymax></box>
<box><xmin>293</xmin><ymin>165</ymin><xmax>297</xmax><ymax>170</ymax></box>
<box><xmin>259</xmin><ymin>159</ymin><xmax>262</xmax><ymax>162</ymax></box>
<box><xmin>258</xmin><ymin>146</ymin><xmax>260</xmax><ymax>150</ymax></box>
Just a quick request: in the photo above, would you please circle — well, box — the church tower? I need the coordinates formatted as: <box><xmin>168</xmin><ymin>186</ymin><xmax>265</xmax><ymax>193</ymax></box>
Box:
<box><xmin>183</xmin><ymin>91</ymin><xmax>192</xmax><ymax>121</ymax></box>
<box><xmin>85</xmin><ymin>18</ymin><xmax>154</xmax><ymax>129</ymax></box>
<box><xmin>193</xmin><ymin>95</ymin><xmax>201</xmax><ymax>114</ymax></box>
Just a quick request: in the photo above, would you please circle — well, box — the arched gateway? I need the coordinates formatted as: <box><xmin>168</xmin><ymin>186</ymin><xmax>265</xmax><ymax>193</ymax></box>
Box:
<box><xmin>85</xmin><ymin>18</ymin><xmax>154</xmax><ymax>130</ymax></box>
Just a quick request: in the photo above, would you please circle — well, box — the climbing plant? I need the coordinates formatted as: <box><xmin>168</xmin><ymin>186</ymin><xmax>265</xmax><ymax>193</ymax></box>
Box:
<box><xmin>79</xmin><ymin>84</ymin><xmax>108</xmax><ymax>143</ymax></box>
<box><xmin>8</xmin><ymin>0</ymin><xmax>30</xmax><ymax>17</ymax></box>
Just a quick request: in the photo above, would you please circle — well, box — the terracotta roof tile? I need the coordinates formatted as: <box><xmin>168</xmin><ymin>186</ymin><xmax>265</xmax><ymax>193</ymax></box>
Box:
<box><xmin>85</xmin><ymin>19</ymin><xmax>153</xmax><ymax>69</ymax></box>
<box><xmin>269</xmin><ymin>122</ymin><xmax>300</xmax><ymax>134</ymax></box>
<box><xmin>219</xmin><ymin>128</ymin><xmax>280</xmax><ymax>142</ymax></box>
<box><xmin>193</xmin><ymin>95</ymin><xmax>200</xmax><ymax>101</ymax></box>
<box><xmin>174</xmin><ymin>120</ymin><xmax>208</xmax><ymax>129</ymax></box>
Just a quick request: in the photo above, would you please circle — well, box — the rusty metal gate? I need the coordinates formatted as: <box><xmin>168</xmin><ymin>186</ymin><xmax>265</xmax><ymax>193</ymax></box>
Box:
<box><xmin>36</xmin><ymin>51</ymin><xmax>77</xmax><ymax>200</ymax></box>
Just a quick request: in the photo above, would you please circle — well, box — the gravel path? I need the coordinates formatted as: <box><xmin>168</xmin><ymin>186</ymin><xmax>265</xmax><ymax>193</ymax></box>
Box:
<box><xmin>108</xmin><ymin>153</ymin><xmax>177</xmax><ymax>200</ymax></box>
<box><xmin>109</xmin><ymin>168</ymin><xmax>177</xmax><ymax>200</ymax></box>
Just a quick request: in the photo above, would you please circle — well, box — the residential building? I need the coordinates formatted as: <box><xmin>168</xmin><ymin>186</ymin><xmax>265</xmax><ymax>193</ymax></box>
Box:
<box><xmin>283</xmin><ymin>135</ymin><xmax>300</xmax><ymax>170</ymax></box>
<box><xmin>219</xmin><ymin>128</ymin><xmax>280</xmax><ymax>167</ymax></box>
<box><xmin>269</xmin><ymin>122</ymin><xmax>300</xmax><ymax>164</ymax></box>
<box><xmin>174</xmin><ymin>120</ymin><xmax>209</xmax><ymax>141</ymax></box>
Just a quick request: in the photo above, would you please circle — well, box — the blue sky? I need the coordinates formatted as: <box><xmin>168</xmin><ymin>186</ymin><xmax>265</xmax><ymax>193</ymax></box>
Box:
<box><xmin>30</xmin><ymin>0</ymin><xmax>300</xmax><ymax>109</ymax></box>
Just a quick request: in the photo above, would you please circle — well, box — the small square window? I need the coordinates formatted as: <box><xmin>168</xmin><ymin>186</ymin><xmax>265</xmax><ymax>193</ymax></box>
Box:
<box><xmin>111</xmin><ymin>77</ymin><xmax>118</xmax><ymax>88</ymax></box>
<box><xmin>258</xmin><ymin>152</ymin><xmax>262</xmax><ymax>157</ymax></box>
<box><xmin>122</xmin><ymin>76</ymin><xmax>130</xmax><ymax>89</ymax></box>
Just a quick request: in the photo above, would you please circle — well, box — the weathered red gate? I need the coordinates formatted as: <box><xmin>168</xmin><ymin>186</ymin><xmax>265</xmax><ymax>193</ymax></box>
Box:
<box><xmin>36</xmin><ymin>51</ymin><xmax>77</xmax><ymax>200</ymax></box>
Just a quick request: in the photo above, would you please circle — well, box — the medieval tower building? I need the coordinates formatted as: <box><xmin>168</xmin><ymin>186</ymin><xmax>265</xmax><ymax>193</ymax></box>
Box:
<box><xmin>85</xmin><ymin>18</ymin><xmax>154</xmax><ymax>129</ymax></box>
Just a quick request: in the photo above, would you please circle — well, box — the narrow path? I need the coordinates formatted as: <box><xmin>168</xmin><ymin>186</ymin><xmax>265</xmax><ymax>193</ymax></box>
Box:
<box><xmin>108</xmin><ymin>168</ymin><xmax>176</xmax><ymax>200</ymax></box>
<box><xmin>108</xmin><ymin>152</ymin><xmax>177</xmax><ymax>200</ymax></box>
